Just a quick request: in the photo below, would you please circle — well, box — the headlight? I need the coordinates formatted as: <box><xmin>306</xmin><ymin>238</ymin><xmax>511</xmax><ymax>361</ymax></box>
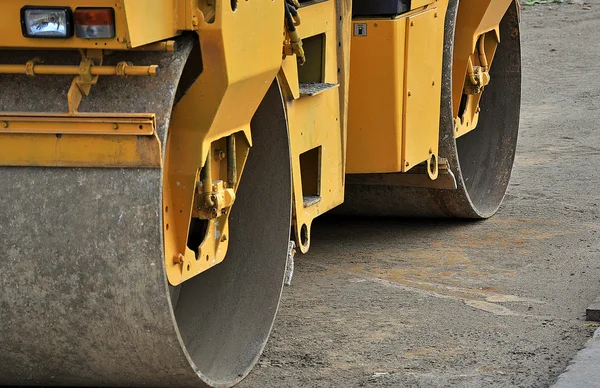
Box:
<box><xmin>21</xmin><ymin>7</ymin><xmax>73</xmax><ymax>38</ymax></box>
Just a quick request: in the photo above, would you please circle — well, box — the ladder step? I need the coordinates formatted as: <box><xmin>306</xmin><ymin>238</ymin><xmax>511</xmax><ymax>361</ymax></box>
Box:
<box><xmin>303</xmin><ymin>195</ymin><xmax>321</xmax><ymax>207</ymax></box>
<box><xmin>299</xmin><ymin>82</ymin><xmax>339</xmax><ymax>97</ymax></box>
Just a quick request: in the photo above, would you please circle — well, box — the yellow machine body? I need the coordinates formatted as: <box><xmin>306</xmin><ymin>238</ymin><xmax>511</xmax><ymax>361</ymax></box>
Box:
<box><xmin>0</xmin><ymin>0</ymin><xmax>521</xmax><ymax>386</ymax></box>
<box><xmin>346</xmin><ymin>0</ymin><xmax>512</xmax><ymax>174</ymax></box>
<box><xmin>0</xmin><ymin>0</ymin><xmax>200</xmax><ymax>49</ymax></box>
<box><xmin>0</xmin><ymin>0</ymin><xmax>514</xmax><ymax>262</ymax></box>
<box><xmin>346</xmin><ymin>4</ymin><xmax>447</xmax><ymax>174</ymax></box>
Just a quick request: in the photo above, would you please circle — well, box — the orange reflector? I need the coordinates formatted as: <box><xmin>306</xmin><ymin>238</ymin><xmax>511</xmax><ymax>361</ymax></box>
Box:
<box><xmin>74</xmin><ymin>8</ymin><xmax>113</xmax><ymax>26</ymax></box>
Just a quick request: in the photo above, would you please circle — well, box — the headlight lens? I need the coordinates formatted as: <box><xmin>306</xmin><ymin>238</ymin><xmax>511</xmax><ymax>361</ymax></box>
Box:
<box><xmin>21</xmin><ymin>7</ymin><xmax>72</xmax><ymax>38</ymax></box>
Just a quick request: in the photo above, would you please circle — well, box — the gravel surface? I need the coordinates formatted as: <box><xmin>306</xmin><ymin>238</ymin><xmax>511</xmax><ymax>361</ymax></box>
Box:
<box><xmin>241</xmin><ymin>2</ymin><xmax>600</xmax><ymax>387</ymax></box>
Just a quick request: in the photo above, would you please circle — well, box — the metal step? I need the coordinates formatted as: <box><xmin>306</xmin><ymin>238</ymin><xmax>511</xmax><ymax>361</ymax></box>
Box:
<box><xmin>299</xmin><ymin>82</ymin><xmax>339</xmax><ymax>97</ymax></box>
<box><xmin>303</xmin><ymin>195</ymin><xmax>321</xmax><ymax>207</ymax></box>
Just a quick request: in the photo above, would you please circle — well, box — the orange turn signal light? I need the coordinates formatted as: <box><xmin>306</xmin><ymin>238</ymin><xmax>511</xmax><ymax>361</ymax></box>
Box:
<box><xmin>74</xmin><ymin>8</ymin><xmax>115</xmax><ymax>39</ymax></box>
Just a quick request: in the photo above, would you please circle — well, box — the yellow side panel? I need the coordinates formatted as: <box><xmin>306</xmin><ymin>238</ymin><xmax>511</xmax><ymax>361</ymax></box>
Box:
<box><xmin>402</xmin><ymin>8</ymin><xmax>445</xmax><ymax>171</ymax></box>
<box><xmin>122</xmin><ymin>0</ymin><xmax>179</xmax><ymax>47</ymax></box>
<box><xmin>346</xmin><ymin>3</ymin><xmax>447</xmax><ymax>174</ymax></box>
<box><xmin>346</xmin><ymin>19</ymin><xmax>406</xmax><ymax>173</ymax></box>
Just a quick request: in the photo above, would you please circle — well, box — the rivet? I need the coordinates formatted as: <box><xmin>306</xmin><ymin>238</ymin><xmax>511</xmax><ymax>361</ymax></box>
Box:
<box><xmin>112</xmin><ymin>123</ymin><xmax>119</xmax><ymax>130</ymax></box>
<box><xmin>1</xmin><ymin>121</ymin><xmax>8</xmax><ymax>128</ymax></box>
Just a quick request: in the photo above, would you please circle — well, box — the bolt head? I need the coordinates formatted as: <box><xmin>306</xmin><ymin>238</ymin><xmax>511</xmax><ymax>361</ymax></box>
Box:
<box><xmin>215</xmin><ymin>149</ymin><xmax>226</xmax><ymax>160</ymax></box>
<box><xmin>173</xmin><ymin>253</ymin><xmax>184</xmax><ymax>264</ymax></box>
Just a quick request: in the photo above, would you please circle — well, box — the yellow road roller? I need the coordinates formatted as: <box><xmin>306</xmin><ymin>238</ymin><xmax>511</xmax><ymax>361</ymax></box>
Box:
<box><xmin>0</xmin><ymin>0</ymin><xmax>521</xmax><ymax>386</ymax></box>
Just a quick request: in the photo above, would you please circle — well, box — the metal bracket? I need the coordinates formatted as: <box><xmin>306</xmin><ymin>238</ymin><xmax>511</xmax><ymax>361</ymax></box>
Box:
<box><xmin>464</xmin><ymin>34</ymin><xmax>491</xmax><ymax>95</ymax></box>
<box><xmin>0</xmin><ymin>113</ymin><xmax>156</xmax><ymax>135</ymax></box>
<box><xmin>193</xmin><ymin>180</ymin><xmax>236</xmax><ymax>219</ymax></box>
<box><xmin>68</xmin><ymin>49</ymin><xmax>103</xmax><ymax>114</ymax></box>
<box><xmin>25</xmin><ymin>58</ymin><xmax>40</xmax><ymax>77</ymax></box>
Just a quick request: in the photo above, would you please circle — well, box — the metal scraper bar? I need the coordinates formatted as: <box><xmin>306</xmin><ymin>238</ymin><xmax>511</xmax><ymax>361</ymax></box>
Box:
<box><xmin>0</xmin><ymin>113</ymin><xmax>155</xmax><ymax>135</ymax></box>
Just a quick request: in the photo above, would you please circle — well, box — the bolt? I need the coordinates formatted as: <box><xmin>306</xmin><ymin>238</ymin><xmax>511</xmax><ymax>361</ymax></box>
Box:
<box><xmin>429</xmin><ymin>147</ymin><xmax>433</xmax><ymax>154</ymax></box>
<box><xmin>408</xmin><ymin>91</ymin><xmax>412</xmax><ymax>97</ymax></box>
<box><xmin>476</xmin><ymin>107</ymin><xmax>481</xmax><ymax>113</ymax></box>
<box><xmin>192</xmin><ymin>15</ymin><xmax>199</xmax><ymax>27</ymax></box>
<box><xmin>1</xmin><ymin>121</ymin><xmax>8</xmax><ymax>128</ymax></box>
<box><xmin>221</xmin><ymin>234</ymin><xmax>228</xmax><ymax>242</ymax></box>
<box><xmin>173</xmin><ymin>253</ymin><xmax>184</xmax><ymax>264</ymax></box>
<box><xmin>410</xmin><ymin>21</ymin><xmax>414</xmax><ymax>27</ymax></box>
<box><xmin>112</xmin><ymin>123</ymin><xmax>119</xmax><ymax>130</ymax></box>
<box><xmin>434</xmin><ymin>12</ymin><xmax>438</xmax><ymax>18</ymax></box>
<box><xmin>405</xmin><ymin>161</ymin><xmax>410</xmax><ymax>167</ymax></box>
<box><xmin>214</xmin><ymin>149</ymin><xmax>226</xmax><ymax>161</ymax></box>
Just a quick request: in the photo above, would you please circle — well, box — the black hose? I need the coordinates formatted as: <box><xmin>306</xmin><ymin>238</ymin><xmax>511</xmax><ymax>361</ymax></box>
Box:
<box><xmin>284</xmin><ymin>3</ymin><xmax>296</xmax><ymax>32</ymax></box>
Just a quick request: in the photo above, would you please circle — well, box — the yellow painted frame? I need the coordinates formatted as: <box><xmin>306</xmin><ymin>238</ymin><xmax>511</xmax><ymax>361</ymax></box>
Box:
<box><xmin>278</xmin><ymin>0</ymin><xmax>350</xmax><ymax>253</ymax></box>
<box><xmin>163</xmin><ymin>0</ymin><xmax>285</xmax><ymax>285</ymax></box>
